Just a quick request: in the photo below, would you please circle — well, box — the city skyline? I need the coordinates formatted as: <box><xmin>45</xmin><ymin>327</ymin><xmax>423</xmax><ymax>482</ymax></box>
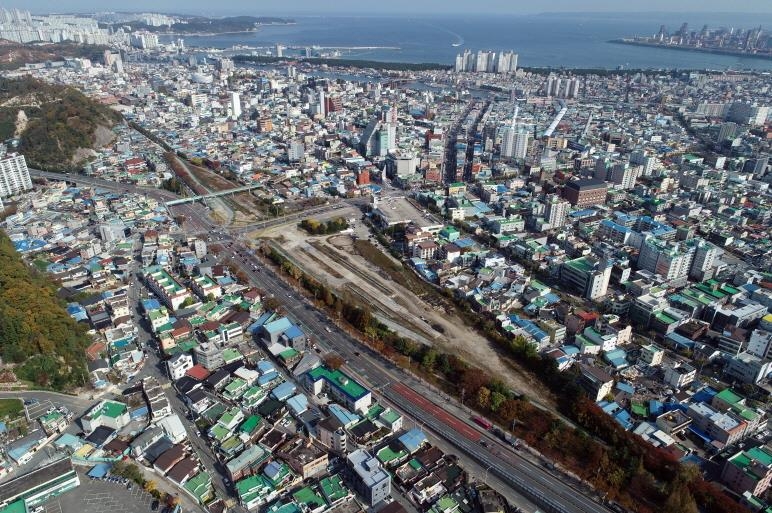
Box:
<box><xmin>5</xmin><ymin>0</ymin><xmax>772</xmax><ymax>15</ymax></box>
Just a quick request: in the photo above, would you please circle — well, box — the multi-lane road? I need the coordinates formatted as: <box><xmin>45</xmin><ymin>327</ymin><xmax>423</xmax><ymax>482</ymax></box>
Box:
<box><xmin>217</xmin><ymin>236</ymin><xmax>614</xmax><ymax>513</ymax></box>
<box><xmin>30</xmin><ymin>169</ymin><xmax>613</xmax><ymax>513</ymax></box>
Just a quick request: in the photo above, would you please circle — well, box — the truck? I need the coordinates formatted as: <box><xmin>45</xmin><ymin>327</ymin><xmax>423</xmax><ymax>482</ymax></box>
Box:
<box><xmin>472</xmin><ymin>416</ymin><xmax>493</xmax><ymax>430</ymax></box>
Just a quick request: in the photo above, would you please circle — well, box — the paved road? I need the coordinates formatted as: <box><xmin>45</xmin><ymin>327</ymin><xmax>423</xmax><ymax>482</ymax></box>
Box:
<box><xmin>30</xmin><ymin>169</ymin><xmax>612</xmax><ymax>513</ymax></box>
<box><xmin>0</xmin><ymin>390</ymin><xmax>93</xmax><ymax>416</ymax></box>
<box><xmin>127</xmin><ymin>256</ymin><xmax>238</xmax><ymax>512</ymax></box>
<box><xmin>217</xmin><ymin>237</ymin><xmax>614</xmax><ymax>513</ymax></box>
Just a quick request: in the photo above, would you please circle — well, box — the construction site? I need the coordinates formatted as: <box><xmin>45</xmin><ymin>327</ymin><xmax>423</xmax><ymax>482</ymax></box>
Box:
<box><xmin>248</xmin><ymin>212</ymin><xmax>557</xmax><ymax>408</ymax></box>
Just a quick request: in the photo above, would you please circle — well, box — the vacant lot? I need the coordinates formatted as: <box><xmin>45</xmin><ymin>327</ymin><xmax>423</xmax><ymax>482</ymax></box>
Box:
<box><xmin>0</xmin><ymin>398</ymin><xmax>22</xmax><ymax>419</ymax></box>
<box><xmin>252</xmin><ymin>220</ymin><xmax>559</xmax><ymax>409</ymax></box>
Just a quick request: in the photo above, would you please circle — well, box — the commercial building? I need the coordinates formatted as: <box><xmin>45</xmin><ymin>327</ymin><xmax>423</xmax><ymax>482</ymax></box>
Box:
<box><xmin>303</xmin><ymin>366</ymin><xmax>372</xmax><ymax>413</ymax></box>
<box><xmin>721</xmin><ymin>446</ymin><xmax>772</xmax><ymax>496</ymax></box>
<box><xmin>560</xmin><ymin>256</ymin><xmax>612</xmax><ymax>300</ymax></box>
<box><xmin>563</xmin><ymin>179</ymin><xmax>607</xmax><ymax>207</ymax></box>
<box><xmin>81</xmin><ymin>399</ymin><xmax>129</xmax><ymax>435</ymax></box>
<box><xmin>346</xmin><ymin>449</ymin><xmax>391</xmax><ymax>506</ymax></box>
<box><xmin>0</xmin><ymin>458</ymin><xmax>79</xmax><ymax>511</ymax></box>
<box><xmin>0</xmin><ymin>153</ymin><xmax>31</xmax><ymax>198</ymax></box>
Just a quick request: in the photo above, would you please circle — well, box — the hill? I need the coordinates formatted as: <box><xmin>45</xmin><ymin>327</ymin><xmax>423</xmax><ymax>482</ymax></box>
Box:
<box><xmin>0</xmin><ymin>76</ymin><xmax>122</xmax><ymax>171</ymax></box>
<box><xmin>0</xmin><ymin>231</ymin><xmax>90</xmax><ymax>390</ymax></box>
<box><xmin>0</xmin><ymin>39</ymin><xmax>107</xmax><ymax>70</ymax></box>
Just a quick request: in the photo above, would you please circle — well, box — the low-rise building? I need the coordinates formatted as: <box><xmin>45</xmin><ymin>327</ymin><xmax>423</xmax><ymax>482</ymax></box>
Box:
<box><xmin>304</xmin><ymin>366</ymin><xmax>371</xmax><ymax>413</ymax></box>
<box><xmin>721</xmin><ymin>446</ymin><xmax>772</xmax><ymax>496</ymax></box>
<box><xmin>167</xmin><ymin>352</ymin><xmax>194</xmax><ymax>381</ymax></box>
<box><xmin>81</xmin><ymin>400</ymin><xmax>130</xmax><ymax>435</ymax></box>
<box><xmin>346</xmin><ymin>449</ymin><xmax>391</xmax><ymax>506</ymax></box>
<box><xmin>663</xmin><ymin>363</ymin><xmax>696</xmax><ymax>389</ymax></box>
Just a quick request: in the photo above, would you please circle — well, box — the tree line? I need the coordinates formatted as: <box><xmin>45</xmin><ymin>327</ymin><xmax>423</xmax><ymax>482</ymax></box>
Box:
<box><xmin>260</xmin><ymin>241</ymin><xmax>738</xmax><ymax>513</ymax></box>
<box><xmin>299</xmin><ymin>217</ymin><xmax>349</xmax><ymax>235</ymax></box>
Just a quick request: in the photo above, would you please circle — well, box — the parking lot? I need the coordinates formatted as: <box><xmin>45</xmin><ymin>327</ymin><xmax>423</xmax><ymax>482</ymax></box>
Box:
<box><xmin>52</xmin><ymin>471</ymin><xmax>157</xmax><ymax>513</ymax></box>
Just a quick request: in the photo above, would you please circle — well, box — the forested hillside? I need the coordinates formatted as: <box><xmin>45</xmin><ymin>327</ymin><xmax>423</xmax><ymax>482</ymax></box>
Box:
<box><xmin>0</xmin><ymin>76</ymin><xmax>122</xmax><ymax>171</ymax></box>
<box><xmin>0</xmin><ymin>231</ymin><xmax>90</xmax><ymax>389</ymax></box>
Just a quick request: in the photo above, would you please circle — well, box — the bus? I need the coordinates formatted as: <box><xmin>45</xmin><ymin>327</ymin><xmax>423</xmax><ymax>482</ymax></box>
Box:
<box><xmin>472</xmin><ymin>416</ymin><xmax>493</xmax><ymax>430</ymax></box>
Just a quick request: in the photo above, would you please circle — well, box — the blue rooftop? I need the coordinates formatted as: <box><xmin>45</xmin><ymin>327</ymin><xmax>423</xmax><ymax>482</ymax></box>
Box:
<box><xmin>283</xmin><ymin>325</ymin><xmax>304</xmax><ymax>340</ymax></box>
<box><xmin>328</xmin><ymin>403</ymin><xmax>360</xmax><ymax>426</ymax></box>
<box><xmin>264</xmin><ymin>317</ymin><xmax>292</xmax><ymax>335</ymax></box>
<box><xmin>271</xmin><ymin>381</ymin><xmax>297</xmax><ymax>401</ymax></box>
<box><xmin>398</xmin><ymin>428</ymin><xmax>427</xmax><ymax>453</ymax></box>
<box><xmin>570</xmin><ymin>208</ymin><xmax>597</xmax><ymax>218</ymax></box>
<box><xmin>142</xmin><ymin>299</ymin><xmax>161</xmax><ymax>312</ymax></box>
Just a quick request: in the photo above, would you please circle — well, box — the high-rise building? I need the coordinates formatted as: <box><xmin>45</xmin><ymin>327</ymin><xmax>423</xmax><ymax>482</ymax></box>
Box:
<box><xmin>689</xmin><ymin>239</ymin><xmax>721</xmax><ymax>281</ymax></box>
<box><xmin>717</xmin><ymin>122</ymin><xmax>738</xmax><ymax>142</ymax></box>
<box><xmin>288</xmin><ymin>140</ymin><xmax>305</xmax><ymax>162</ymax></box>
<box><xmin>630</xmin><ymin>150</ymin><xmax>656</xmax><ymax>176</ymax></box>
<box><xmin>275</xmin><ymin>43</ymin><xmax>284</xmax><ymax>57</ymax></box>
<box><xmin>0</xmin><ymin>153</ymin><xmax>31</xmax><ymax>198</ymax></box>
<box><xmin>594</xmin><ymin>158</ymin><xmax>610</xmax><ymax>181</ymax></box>
<box><xmin>561</xmin><ymin>256</ymin><xmax>612</xmax><ymax>300</ymax></box>
<box><xmin>610</xmin><ymin>162</ymin><xmax>638</xmax><ymax>190</ymax></box>
<box><xmin>501</xmin><ymin>125</ymin><xmax>530</xmax><ymax>160</ymax></box>
<box><xmin>316</xmin><ymin>89</ymin><xmax>326</xmax><ymax>118</ymax></box>
<box><xmin>229</xmin><ymin>92</ymin><xmax>241</xmax><ymax>119</ymax></box>
<box><xmin>544</xmin><ymin>194</ymin><xmax>569</xmax><ymax>229</ymax></box>
<box><xmin>637</xmin><ymin>239</ymin><xmax>695</xmax><ymax>282</ymax></box>
<box><xmin>743</xmin><ymin>155</ymin><xmax>769</xmax><ymax>177</ymax></box>
<box><xmin>453</xmin><ymin>49</ymin><xmax>516</xmax><ymax>72</ymax></box>
<box><xmin>475</xmin><ymin>51</ymin><xmax>490</xmax><ymax>72</ymax></box>
<box><xmin>567</xmin><ymin>77</ymin><xmax>581</xmax><ymax>98</ymax></box>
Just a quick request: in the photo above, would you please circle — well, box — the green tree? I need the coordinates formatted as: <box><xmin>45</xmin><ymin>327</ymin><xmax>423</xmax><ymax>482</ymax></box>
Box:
<box><xmin>421</xmin><ymin>348</ymin><xmax>438</xmax><ymax>371</ymax></box>
<box><xmin>490</xmin><ymin>391</ymin><xmax>506</xmax><ymax>411</ymax></box>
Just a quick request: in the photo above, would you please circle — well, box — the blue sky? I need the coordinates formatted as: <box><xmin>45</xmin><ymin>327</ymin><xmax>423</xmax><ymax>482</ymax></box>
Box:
<box><xmin>9</xmin><ymin>0</ymin><xmax>772</xmax><ymax>15</ymax></box>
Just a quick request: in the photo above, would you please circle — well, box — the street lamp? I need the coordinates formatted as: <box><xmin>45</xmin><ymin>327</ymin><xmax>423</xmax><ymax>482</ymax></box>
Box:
<box><xmin>483</xmin><ymin>464</ymin><xmax>493</xmax><ymax>483</ymax></box>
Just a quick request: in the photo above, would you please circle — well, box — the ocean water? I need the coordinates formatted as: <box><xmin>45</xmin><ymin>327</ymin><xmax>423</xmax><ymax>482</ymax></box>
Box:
<box><xmin>163</xmin><ymin>13</ymin><xmax>772</xmax><ymax>70</ymax></box>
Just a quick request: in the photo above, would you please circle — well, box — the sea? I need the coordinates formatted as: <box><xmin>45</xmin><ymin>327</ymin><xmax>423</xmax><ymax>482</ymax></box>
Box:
<box><xmin>160</xmin><ymin>12</ymin><xmax>772</xmax><ymax>71</ymax></box>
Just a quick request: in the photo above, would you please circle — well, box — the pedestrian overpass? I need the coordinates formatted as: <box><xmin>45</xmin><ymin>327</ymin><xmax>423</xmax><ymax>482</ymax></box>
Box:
<box><xmin>165</xmin><ymin>183</ymin><xmax>262</xmax><ymax>206</ymax></box>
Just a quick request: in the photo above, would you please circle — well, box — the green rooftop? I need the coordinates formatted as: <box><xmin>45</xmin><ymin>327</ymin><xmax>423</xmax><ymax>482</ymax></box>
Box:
<box><xmin>307</xmin><ymin>366</ymin><xmax>368</xmax><ymax>399</ymax></box>
<box><xmin>292</xmin><ymin>487</ymin><xmax>326</xmax><ymax>510</ymax></box>
<box><xmin>319</xmin><ymin>475</ymin><xmax>348</xmax><ymax>503</ymax></box>
<box><xmin>222</xmin><ymin>348</ymin><xmax>243</xmax><ymax>364</ymax></box>
<box><xmin>89</xmin><ymin>400</ymin><xmax>127</xmax><ymax>420</ymax></box>
<box><xmin>377</xmin><ymin>445</ymin><xmax>408</xmax><ymax>464</ymax></box>
<box><xmin>730</xmin><ymin>446</ymin><xmax>772</xmax><ymax>479</ymax></box>
<box><xmin>183</xmin><ymin>472</ymin><xmax>213</xmax><ymax>503</ymax></box>
<box><xmin>240</xmin><ymin>414</ymin><xmax>263</xmax><ymax>434</ymax></box>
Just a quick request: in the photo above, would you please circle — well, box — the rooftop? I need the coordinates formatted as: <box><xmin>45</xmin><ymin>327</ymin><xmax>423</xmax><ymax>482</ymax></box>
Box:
<box><xmin>307</xmin><ymin>366</ymin><xmax>368</xmax><ymax>399</ymax></box>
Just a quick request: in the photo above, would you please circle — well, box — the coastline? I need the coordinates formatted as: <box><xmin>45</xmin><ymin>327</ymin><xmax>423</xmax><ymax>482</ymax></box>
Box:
<box><xmin>153</xmin><ymin>23</ymin><xmax>296</xmax><ymax>38</ymax></box>
<box><xmin>609</xmin><ymin>39</ymin><xmax>772</xmax><ymax>62</ymax></box>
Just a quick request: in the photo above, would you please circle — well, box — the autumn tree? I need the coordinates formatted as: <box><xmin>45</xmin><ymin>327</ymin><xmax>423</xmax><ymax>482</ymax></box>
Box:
<box><xmin>324</xmin><ymin>354</ymin><xmax>345</xmax><ymax>370</ymax></box>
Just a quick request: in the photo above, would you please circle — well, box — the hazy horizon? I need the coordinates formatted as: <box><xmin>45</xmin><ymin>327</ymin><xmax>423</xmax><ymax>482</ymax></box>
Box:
<box><xmin>5</xmin><ymin>0</ymin><xmax>772</xmax><ymax>16</ymax></box>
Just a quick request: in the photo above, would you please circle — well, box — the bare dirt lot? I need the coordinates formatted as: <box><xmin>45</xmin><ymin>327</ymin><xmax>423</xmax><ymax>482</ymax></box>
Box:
<box><xmin>251</xmin><ymin>217</ymin><xmax>558</xmax><ymax>409</ymax></box>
